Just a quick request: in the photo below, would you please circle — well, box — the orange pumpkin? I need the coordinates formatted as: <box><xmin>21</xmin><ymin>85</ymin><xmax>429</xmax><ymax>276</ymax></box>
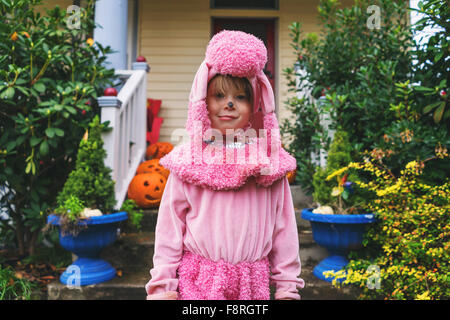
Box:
<box><xmin>146</xmin><ymin>142</ymin><xmax>174</xmax><ymax>160</ymax></box>
<box><xmin>136</xmin><ymin>159</ymin><xmax>170</xmax><ymax>179</ymax></box>
<box><xmin>286</xmin><ymin>169</ymin><xmax>297</xmax><ymax>184</ymax></box>
<box><xmin>127</xmin><ymin>172</ymin><xmax>167</xmax><ymax>208</ymax></box>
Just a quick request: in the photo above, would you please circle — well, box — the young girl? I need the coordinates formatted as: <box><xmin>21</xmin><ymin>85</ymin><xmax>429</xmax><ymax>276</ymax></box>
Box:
<box><xmin>145</xmin><ymin>30</ymin><xmax>305</xmax><ymax>300</ymax></box>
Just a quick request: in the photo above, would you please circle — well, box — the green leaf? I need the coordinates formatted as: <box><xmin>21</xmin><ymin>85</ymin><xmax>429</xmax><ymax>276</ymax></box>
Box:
<box><xmin>6</xmin><ymin>141</ymin><xmax>16</xmax><ymax>152</ymax></box>
<box><xmin>39</xmin><ymin>140</ymin><xmax>49</xmax><ymax>156</ymax></box>
<box><xmin>38</xmin><ymin>101</ymin><xmax>56</xmax><ymax>107</ymax></box>
<box><xmin>434</xmin><ymin>51</ymin><xmax>443</xmax><ymax>63</ymax></box>
<box><xmin>45</xmin><ymin>128</ymin><xmax>55</xmax><ymax>138</ymax></box>
<box><xmin>414</xmin><ymin>86</ymin><xmax>434</xmax><ymax>92</ymax></box>
<box><xmin>65</xmin><ymin>106</ymin><xmax>77</xmax><ymax>115</ymax></box>
<box><xmin>54</xmin><ymin>128</ymin><xmax>64</xmax><ymax>137</ymax></box>
<box><xmin>15</xmin><ymin>79</ymin><xmax>27</xmax><ymax>85</ymax></box>
<box><xmin>423</xmin><ymin>101</ymin><xmax>441</xmax><ymax>113</ymax></box>
<box><xmin>54</xmin><ymin>104</ymin><xmax>63</xmax><ymax>111</ymax></box>
<box><xmin>15</xmin><ymin>86</ymin><xmax>30</xmax><ymax>97</ymax></box>
<box><xmin>443</xmin><ymin>109</ymin><xmax>450</xmax><ymax>120</ymax></box>
<box><xmin>30</xmin><ymin>137</ymin><xmax>43</xmax><ymax>147</ymax></box>
<box><xmin>2</xmin><ymin>87</ymin><xmax>15</xmax><ymax>99</ymax></box>
<box><xmin>342</xmin><ymin>189</ymin><xmax>349</xmax><ymax>200</ymax></box>
<box><xmin>33</xmin><ymin>82</ymin><xmax>46</xmax><ymax>93</ymax></box>
<box><xmin>433</xmin><ymin>103</ymin><xmax>445</xmax><ymax>123</ymax></box>
<box><xmin>25</xmin><ymin>162</ymin><xmax>32</xmax><ymax>174</ymax></box>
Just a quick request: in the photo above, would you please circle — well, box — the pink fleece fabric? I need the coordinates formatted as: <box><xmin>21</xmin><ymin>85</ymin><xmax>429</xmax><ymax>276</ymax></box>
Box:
<box><xmin>145</xmin><ymin>173</ymin><xmax>305</xmax><ymax>300</ymax></box>
<box><xmin>177</xmin><ymin>250</ymin><xmax>270</xmax><ymax>300</ymax></box>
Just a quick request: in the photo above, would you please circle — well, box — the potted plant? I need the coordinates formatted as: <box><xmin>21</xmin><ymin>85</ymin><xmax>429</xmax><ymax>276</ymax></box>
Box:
<box><xmin>46</xmin><ymin>116</ymin><xmax>127</xmax><ymax>286</ymax></box>
<box><xmin>301</xmin><ymin>130</ymin><xmax>376</xmax><ymax>282</ymax></box>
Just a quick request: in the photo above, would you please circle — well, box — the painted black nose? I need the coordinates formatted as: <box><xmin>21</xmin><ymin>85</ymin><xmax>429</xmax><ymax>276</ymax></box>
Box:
<box><xmin>227</xmin><ymin>101</ymin><xmax>234</xmax><ymax>107</ymax></box>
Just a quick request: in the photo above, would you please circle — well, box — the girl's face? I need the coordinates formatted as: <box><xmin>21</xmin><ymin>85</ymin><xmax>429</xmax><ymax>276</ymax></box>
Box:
<box><xmin>206</xmin><ymin>77</ymin><xmax>253</xmax><ymax>136</ymax></box>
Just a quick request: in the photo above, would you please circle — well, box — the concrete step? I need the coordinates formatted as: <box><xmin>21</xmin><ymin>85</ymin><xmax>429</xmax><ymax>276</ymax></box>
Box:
<box><xmin>100</xmin><ymin>231</ymin><xmax>155</xmax><ymax>271</ymax></box>
<box><xmin>47</xmin><ymin>266</ymin><xmax>149</xmax><ymax>300</ymax></box>
<box><xmin>140</xmin><ymin>208</ymin><xmax>158</xmax><ymax>232</ymax></box>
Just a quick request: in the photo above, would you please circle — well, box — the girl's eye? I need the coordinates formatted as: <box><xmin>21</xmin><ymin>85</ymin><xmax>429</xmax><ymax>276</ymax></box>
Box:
<box><xmin>215</xmin><ymin>93</ymin><xmax>224</xmax><ymax>98</ymax></box>
<box><xmin>237</xmin><ymin>95</ymin><xmax>247</xmax><ymax>100</ymax></box>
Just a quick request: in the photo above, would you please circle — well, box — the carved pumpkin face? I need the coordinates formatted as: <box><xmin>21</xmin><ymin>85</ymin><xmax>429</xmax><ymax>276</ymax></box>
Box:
<box><xmin>127</xmin><ymin>173</ymin><xmax>167</xmax><ymax>208</ymax></box>
<box><xmin>146</xmin><ymin>142</ymin><xmax>174</xmax><ymax>160</ymax></box>
<box><xmin>136</xmin><ymin>159</ymin><xmax>170</xmax><ymax>179</ymax></box>
<box><xmin>286</xmin><ymin>169</ymin><xmax>297</xmax><ymax>184</ymax></box>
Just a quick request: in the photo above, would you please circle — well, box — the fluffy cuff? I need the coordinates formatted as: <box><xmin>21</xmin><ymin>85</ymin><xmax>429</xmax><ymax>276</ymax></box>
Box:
<box><xmin>275</xmin><ymin>291</ymin><xmax>301</xmax><ymax>300</ymax></box>
<box><xmin>146</xmin><ymin>291</ymin><xmax>179</xmax><ymax>300</ymax></box>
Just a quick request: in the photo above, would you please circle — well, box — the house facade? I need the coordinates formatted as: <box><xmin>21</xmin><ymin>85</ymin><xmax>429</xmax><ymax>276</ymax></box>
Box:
<box><xmin>41</xmin><ymin>0</ymin><xmax>356</xmax><ymax>145</ymax></box>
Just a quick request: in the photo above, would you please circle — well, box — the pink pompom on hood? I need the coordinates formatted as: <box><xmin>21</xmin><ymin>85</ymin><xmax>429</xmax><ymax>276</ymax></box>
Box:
<box><xmin>159</xmin><ymin>30</ymin><xmax>296</xmax><ymax>190</ymax></box>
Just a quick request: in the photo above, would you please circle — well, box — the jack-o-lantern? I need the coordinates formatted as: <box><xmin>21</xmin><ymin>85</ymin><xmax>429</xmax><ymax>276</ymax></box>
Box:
<box><xmin>286</xmin><ymin>169</ymin><xmax>297</xmax><ymax>184</ymax></box>
<box><xmin>127</xmin><ymin>172</ymin><xmax>167</xmax><ymax>208</ymax></box>
<box><xmin>146</xmin><ymin>142</ymin><xmax>174</xmax><ymax>160</ymax></box>
<box><xmin>136</xmin><ymin>159</ymin><xmax>170</xmax><ymax>179</ymax></box>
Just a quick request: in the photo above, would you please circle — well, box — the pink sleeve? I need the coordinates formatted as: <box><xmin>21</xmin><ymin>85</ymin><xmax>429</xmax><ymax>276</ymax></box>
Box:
<box><xmin>145</xmin><ymin>174</ymin><xmax>190</xmax><ymax>300</ymax></box>
<box><xmin>268</xmin><ymin>177</ymin><xmax>305</xmax><ymax>300</ymax></box>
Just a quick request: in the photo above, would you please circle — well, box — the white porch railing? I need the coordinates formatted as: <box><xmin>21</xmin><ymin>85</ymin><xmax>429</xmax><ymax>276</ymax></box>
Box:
<box><xmin>98</xmin><ymin>62</ymin><xmax>150</xmax><ymax>210</ymax></box>
<box><xmin>295</xmin><ymin>64</ymin><xmax>335</xmax><ymax>169</ymax></box>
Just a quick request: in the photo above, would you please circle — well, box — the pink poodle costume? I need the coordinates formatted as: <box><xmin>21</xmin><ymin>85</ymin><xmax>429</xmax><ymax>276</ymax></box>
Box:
<box><xmin>145</xmin><ymin>30</ymin><xmax>305</xmax><ymax>300</ymax></box>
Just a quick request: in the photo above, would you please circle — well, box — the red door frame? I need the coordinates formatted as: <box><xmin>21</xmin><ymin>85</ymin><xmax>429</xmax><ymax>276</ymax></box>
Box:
<box><xmin>212</xmin><ymin>19</ymin><xmax>276</xmax><ymax>96</ymax></box>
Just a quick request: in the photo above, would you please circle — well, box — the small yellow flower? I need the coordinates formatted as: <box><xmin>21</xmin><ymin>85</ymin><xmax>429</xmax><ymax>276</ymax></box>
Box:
<box><xmin>86</xmin><ymin>38</ymin><xmax>94</xmax><ymax>46</ymax></box>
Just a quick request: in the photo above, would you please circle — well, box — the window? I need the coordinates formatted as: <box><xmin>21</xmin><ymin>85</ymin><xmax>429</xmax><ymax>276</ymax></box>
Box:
<box><xmin>211</xmin><ymin>0</ymin><xmax>278</xmax><ymax>10</ymax></box>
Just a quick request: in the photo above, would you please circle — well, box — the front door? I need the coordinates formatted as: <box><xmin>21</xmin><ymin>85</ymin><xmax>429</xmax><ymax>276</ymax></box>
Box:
<box><xmin>212</xmin><ymin>19</ymin><xmax>276</xmax><ymax>98</ymax></box>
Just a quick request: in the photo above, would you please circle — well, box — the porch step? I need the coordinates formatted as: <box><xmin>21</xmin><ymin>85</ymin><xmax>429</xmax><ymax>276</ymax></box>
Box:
<box><xmin>140</xmin><ymin>208</ymin><xmax>158</xmax><ymax>231</ymax></box>
<box><xmin>100</xmin><ymin>231</ymin><xmax>155</xmax><ymax>271</ymax></box>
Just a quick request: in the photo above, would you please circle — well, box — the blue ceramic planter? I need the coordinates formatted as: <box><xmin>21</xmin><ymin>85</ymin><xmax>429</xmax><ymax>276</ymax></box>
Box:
<box><xmin>47</xmin><ymin>211</ymin><xmax>128</xmax><ymax>286</ymax></box>
<box><xmin>301</xmin><ymin>208</ymin><xmax>375</xmax><ymax>283</ymax></box>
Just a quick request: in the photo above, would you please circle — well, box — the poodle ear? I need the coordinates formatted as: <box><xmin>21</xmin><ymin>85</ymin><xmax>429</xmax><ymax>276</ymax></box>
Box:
<box><xmin>189</xmin><ymin>60</ymin><xmax>210</xmax><ymax>102</ymax></box>
<box><xmin>257</xmin><ymin>70</ymin><xmax>275</xmax><ymax>114</ymax></box>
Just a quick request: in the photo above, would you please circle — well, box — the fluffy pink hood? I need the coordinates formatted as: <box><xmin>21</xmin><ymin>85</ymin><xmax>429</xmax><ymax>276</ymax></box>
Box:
<box><xmin>160</xmin><ymin>30</ymin><xmax>296</xmax><ymax>190</ymax></box>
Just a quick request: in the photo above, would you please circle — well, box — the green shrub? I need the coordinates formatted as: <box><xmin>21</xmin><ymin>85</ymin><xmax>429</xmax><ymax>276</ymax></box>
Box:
<box><xmin>120</xmin><ymin>199</ymin><xmax>143</xmax><ymax>232</ymax></box>
<box><xmin>312</xmin><ymin>129</ymin><xmax>371</xmax><ymax>214</ymax></box>
<box><xmin>0</xmin><ymin>0</ymin><xmax>116</xmax><ymax>255</ymax></box>
<box><xmin>324</xmin><ymin>152</ymin><xmax>449</xmax><ymax>299</ymax></box>
<box><xmin>409</xmin><ymin>0</ymin><xmax>449</xmax><ymax>125</ymax></box>
<box><xmin>56</xmin><ymin>115</ymin><xmax>116</xmax><ymax>215</ymax></box>
<box><xmin>281</xmin><ymin>0</ymin><xmax>423</xmax><ymax>193</ymax></box>
<box><xmin>53</xmin><ymin>115</ymin><xmax>116</xmax><ymax>235</ymax></box>
<box><xmin>368</xmin><ymin>81</ymin><xmax>450</xmax><ymax>185</ymax></box>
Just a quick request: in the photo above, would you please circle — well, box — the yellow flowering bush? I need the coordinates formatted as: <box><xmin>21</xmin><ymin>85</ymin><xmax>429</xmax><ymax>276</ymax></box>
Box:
<box><xmin>324</xmin><ymin>151</ymin><xmax>449</xmax><ymax>300</ymax></box>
